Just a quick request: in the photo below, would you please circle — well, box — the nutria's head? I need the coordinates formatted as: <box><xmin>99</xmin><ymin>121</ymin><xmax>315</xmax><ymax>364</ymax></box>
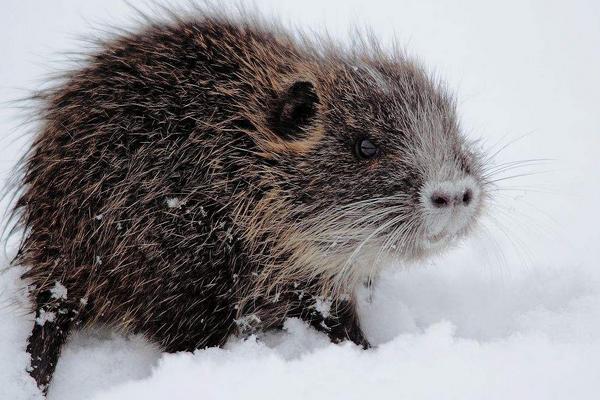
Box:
<box><xmin>244</xmin><ymin>53</ymin><xmax>487</xmax><ymax>295</ymax></box>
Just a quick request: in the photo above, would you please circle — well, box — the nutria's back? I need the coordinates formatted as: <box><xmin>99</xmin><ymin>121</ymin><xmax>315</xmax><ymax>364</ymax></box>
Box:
<box><xmin>13</xmin><ymin>11</ymin><xmax>488</xmax><ymax>393</ymax></box>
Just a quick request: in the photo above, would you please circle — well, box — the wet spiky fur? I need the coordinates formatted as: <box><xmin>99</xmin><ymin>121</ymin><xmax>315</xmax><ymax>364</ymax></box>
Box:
<box><xmin>11</xmin><ymin>7</ymin><xmax>486</xmax><ymax>394</ymax></box>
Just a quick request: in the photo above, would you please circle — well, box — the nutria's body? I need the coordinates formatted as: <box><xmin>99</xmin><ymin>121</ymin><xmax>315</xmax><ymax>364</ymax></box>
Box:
<box><xmin>13</xmin><ymin>10</ymin><xmax>487</xmax><ymax>394</ymax></box>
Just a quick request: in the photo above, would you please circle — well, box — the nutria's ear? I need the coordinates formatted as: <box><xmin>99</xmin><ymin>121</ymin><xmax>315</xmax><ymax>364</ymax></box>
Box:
<box><xmin>270</xmin><ymin>81</ymin><xmax>320</xmax><ymax>140</ymax></box>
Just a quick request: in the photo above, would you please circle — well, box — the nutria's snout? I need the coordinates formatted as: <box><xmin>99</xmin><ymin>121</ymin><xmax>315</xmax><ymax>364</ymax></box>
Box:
<box><xmin>420</xmin><ymin>176</ymin><xmax>483</xmax><ymax>247</ymax></box>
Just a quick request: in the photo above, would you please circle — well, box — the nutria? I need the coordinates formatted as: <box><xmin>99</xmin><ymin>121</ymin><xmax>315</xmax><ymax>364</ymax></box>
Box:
<box><xmin>10</xmin><ymin>8</ymin><xmax>487</xmax><ymax>394</ymax></box>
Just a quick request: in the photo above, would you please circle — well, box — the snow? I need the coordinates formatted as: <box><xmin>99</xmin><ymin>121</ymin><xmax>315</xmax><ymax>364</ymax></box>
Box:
<box><xmin>4</xmin><ymin>262</ymin><xmax>600</xmax><ymax>400</ymax></box>
<box><xmin>34</xmin><ymin>310</ymin><xmax>57</xmax><ymax>326</ymax></box>
<box><xmin>166</xmin><ymin>197</ymin><xmax>185</xmax><ymax>209</ymax></box>
<box><xmin>312</xmin><ymin>296</ymin><xmax>333</xmax><ymax>319</ymax></box>
<box><xmin>1</xmin><ymin>0</ymin><xmax>600</xmax><ymax>399</ymax></box>
<box><xmin>49</xmin><ymin>282</ymin><xmax>68</xmax><ymax>301</ymax></box>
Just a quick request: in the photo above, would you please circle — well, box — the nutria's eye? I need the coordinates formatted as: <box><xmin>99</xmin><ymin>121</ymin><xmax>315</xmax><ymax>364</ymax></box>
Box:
<box><xmin>355</xmin><ymin>138</ymin><xmax>378</xmax><ymax>160</ymax></box>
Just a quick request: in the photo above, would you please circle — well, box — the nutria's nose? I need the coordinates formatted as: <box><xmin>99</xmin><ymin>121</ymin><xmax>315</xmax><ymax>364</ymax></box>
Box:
<box><xmin>424</xmin><ymin>176</ymin><xmax>480</xmax><ymax>213</ymax></box>
<box><xmin>429</xmin><ymin>188</ymin><xmax>473</xmax><ymax>208</ymax></box>
<box><xmin>421</xmin><ymin>178</ymin><xmax>481</xmax><ymax>241</ymax></box>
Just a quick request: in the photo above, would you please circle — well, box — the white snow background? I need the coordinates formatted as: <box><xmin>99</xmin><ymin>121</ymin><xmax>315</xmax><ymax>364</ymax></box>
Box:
<box><xmin>1</xmin><ymin>1</ymin><xmax>600</xmax><ymax>399</ymax></box>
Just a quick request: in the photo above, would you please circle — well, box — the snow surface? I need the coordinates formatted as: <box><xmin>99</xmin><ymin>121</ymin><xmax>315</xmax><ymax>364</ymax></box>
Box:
<box><xmin>1</xmin><ymin>0</ymin><xmax>600</xmax><ymax>399</ymax></box>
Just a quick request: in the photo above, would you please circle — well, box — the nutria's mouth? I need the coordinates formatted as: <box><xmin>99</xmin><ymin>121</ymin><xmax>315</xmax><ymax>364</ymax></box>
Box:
<box><xmin>426</xmin><ymin>231</ymin><xmax>449</xmax><ymax>243</ymax></box>
<box><xmin>422</xmin><ymin>234</ymin><xmax>453</xmax><ymax>251</ymax></box>
<box><xmin>422</xmin><ymin>224</ymin><xmax>472</xmax><ymax>251</ymax></box>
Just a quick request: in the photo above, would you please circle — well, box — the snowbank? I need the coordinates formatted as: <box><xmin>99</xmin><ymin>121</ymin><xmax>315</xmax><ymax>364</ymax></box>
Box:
<box><xmin>2</xmin><ymin>259</ymin><xmax>600</xmax><ymax>400</ymax></box>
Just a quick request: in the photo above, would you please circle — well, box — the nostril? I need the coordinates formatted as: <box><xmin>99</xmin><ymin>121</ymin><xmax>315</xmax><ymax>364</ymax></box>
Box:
<box><xmin>462</xmin><ymin>189</ymin><xmax>473</xmax><ymax>206</ymax></box>
<box><xmin>430</xmin><ymin>193</ymin><xmax>450</xmax><ymax>208</ymax></box>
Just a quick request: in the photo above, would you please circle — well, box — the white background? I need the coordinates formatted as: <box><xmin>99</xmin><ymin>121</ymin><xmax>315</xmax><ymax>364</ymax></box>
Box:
<box><xmin>1</xmin><ymin>1</ymin><xmax>599</xmax><ymax>399</ymax></box>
